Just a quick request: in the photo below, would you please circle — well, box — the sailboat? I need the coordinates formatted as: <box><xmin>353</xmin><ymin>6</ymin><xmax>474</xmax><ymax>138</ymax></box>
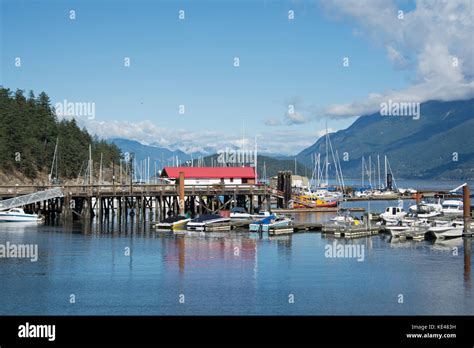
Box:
<box><xmin>293</xmin><ymin>126</ymin><xmax>344</xmax><ymax>208</ymax></box>
<box><xmin>356</xmin><ymin>155</ymin><xmax>398</xmax><ymax>198</ymax></box>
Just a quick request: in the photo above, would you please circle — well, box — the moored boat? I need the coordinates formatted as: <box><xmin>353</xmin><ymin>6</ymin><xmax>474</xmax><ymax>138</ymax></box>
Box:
<box><xmin>441</xmin><ymin>200</ymin><xmax>463</xmax><ymax>216</ymax></box>
<box><xmin>186</xmin><ymin>214</ymin><xmax>231</xmax><ymax>232</ymax></box>
<box><xmin>0</xmin><ymin>208</ymin><xmax>41</xmax><ymax>223</ymax></box>
<box><xmin>229</xmin><ymin>207</ymin><xmax>271</xmax><ymax>221</ymax></box>
<box><xmin>155</xmin><ymin>216</ymin><xmax>190</xmax><ymax>230</ymax></box>
<box><xmin>428</xmin><ymin>225</ymin><xmax>464</xmax><ymax>239</ymax></box>
<box><xmin>380</xmin><ymin>206</ymin><xmax>407</xmax><ymax>224</ymax></box>
<box><xmin>249</xmin><ymin>214</ymin><xmax>292</xmax><ymax>232</ymax></box>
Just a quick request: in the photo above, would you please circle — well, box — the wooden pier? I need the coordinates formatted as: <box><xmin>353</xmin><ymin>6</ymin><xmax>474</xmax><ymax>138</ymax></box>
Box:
<box><xmin>0</xmin><ymin>183</ymin><xmax>280</xmax><ymax>223</ymax></box>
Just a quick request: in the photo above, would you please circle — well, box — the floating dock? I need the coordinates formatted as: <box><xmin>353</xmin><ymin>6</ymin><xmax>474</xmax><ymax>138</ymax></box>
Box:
<box><xmin>268</xmin><ymin>226</ymin><xmax>294</xmax><ymax>236</ymax></box>
<box><xmin>322</xmin><ymin>224</ymin><xmax>381</xmax><ymax>239</ymax></box>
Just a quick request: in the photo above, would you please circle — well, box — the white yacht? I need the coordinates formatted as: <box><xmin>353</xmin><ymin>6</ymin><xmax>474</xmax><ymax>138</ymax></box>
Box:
<box><xmin>441</xmin><ymin>200</ymin><xmax>463</xmax><ymax>216</ymax></box>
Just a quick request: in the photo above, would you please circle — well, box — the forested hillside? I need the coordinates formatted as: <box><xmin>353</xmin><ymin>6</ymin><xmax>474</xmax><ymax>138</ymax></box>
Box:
<box><xmin>0</xmin><ymin>88</ymin><xmax>121</xmax><ymax>182</ymax></box>
<box><xmin>297</xmin><ymin>99</ymin><xmax>474</xmax><ymax>180</ymax></box>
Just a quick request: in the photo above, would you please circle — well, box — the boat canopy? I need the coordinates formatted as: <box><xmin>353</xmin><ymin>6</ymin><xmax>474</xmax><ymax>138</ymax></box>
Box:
<box><xmin>161</xmin><ymin>216</ymin><xmax>187</xmax><ymax>223</ymax></box>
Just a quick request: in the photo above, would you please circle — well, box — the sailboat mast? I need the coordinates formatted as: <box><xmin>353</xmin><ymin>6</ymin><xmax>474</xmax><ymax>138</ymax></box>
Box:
<box><xmin>377</xmin><ymin>155</ymin><xmax>381</xmax><ymax>189</ymax></box>
<box><xmin>316</xmin><ymin>153</ymin><xmax>320</xmax><ymax>187</ymax></box>
<box><xmin>325</xmin><ymin>124</ymin><xmax>329</xmax><ymax>187</ymax></box>
<box><xmin>89</xmin><ymin>144</ymin><xmax>93</xmax><ymax>185</ymax></box>
<box><xmin>263</xmin><ymin>161</ymin><xmax>267</xmax><ymax>183</ymax></box>
<box><xmin>384</xmin><ymin>155</ymin><xmax>388</xmax><ymax>188</ymax></box>
<box><xmin>368</xmin><ymin>156</ymin><xmax>372</xmax><ymax>188</ymax></box>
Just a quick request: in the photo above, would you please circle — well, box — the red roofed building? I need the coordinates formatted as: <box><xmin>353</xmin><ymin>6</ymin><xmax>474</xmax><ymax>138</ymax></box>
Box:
<box><xmin>161</xmin><ymin>167</ymin><xmax>256</xmax><ymax>185</ymax></box>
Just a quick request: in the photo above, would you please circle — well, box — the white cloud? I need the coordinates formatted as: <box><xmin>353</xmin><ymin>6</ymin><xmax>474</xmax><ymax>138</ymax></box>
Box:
<box><xmin>285</xmin><ymin>111</ymin><xmax>308</xmax><ymax>124</ymax></box>
<box><xmin>79</xmin><ymin>118</ymin><xmax>317</xmax><ymax>155</ymax></box>
<box><xmin>264</xmin><ymin>118</ymin><xmax>282</xmax><ymax>126</ymax></box>
<box><xmin>321</xmin><ymin>0</ymin><xmax>474</xmax><ymax>117</ymax></box>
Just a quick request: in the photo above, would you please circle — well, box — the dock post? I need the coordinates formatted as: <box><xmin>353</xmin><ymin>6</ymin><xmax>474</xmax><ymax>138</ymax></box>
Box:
<box><xmin>463</xmin><ymin>185</ymin><xmax>472</xmax><ymax>236</ymax></box>
<box><xmin>179</xmin><ymin>171</ymin><xmax>185</xmax><ymax>216</ymax></box>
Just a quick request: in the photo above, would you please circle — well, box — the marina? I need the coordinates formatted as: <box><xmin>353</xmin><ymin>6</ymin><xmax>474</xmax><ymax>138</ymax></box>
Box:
<box><xmin>1</xmin><ymin>1</ymin><xmax>473</xmax><ymax>344</ymax></box>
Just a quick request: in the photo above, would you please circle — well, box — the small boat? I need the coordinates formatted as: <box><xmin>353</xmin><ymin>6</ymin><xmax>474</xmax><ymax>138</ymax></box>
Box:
<box><xmin>409</xmin><ymin>201</ymin><xmax>442</xmax><ymax>218</ymax></box>
<box><xmin>186</xmin><ymin>214</ymin><xmax>231</xmax><ymax>232</ymax></box>
<box><xmin>155</xmin><ymin>216</ymin><xmax>190</xmax><ymax>230</ymax></box>
<box><xmin>386</xmin><ymin>225</ymin><xmax>411</xmax><ymax>238</ymax></box>
<box><xmin>441</xmin><ymin>200</ymin><xmax>463</xmax><ymax>216</ymax></box>
<box><xmin>291</xmin><ymin>195</ymin><xmax>337</xmax><ymax>208</ymax></box>
<box><xmin>0</xmin><ymin>208</ymin><xmax>41</xmax><ymax>223</ymax></box>
<box><xmin>428</xmin><ymin>225</ymin><xmax>464</xmax><ymax>239</ymax></box>
<box><xmin>386</xmin><ymin>219</ymin><xmax>430</xmax><ymax>238</ymax></box>
<box><xmin>249</xmin><ymin>215</ymin><xmax>292</xmax><ymax>232</ymax></box>
<box><xmin>380</xmin><ymin>206</ymin><xmax>407</xmax><ymax>223</ymax></box>
<box><xmin>330</xmin><ymin>208</ymin><xmax>361</xmax><ymax>225</ymax></box>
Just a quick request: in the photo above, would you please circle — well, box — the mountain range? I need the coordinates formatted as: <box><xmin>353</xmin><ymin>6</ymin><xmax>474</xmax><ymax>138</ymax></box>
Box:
<box><xmin>297</xmin><ymin>99</ymin><xmax>474</xmax><ymax>180</ymax></box>
<box><xmin>110</xmin><ymin>99</ymin><xmax>474</xmax><ymax>181</ymax></box>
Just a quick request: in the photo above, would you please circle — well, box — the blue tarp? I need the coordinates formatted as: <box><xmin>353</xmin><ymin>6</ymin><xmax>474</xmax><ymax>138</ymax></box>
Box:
<box><xmin>253</xmin><ymin>214</ymin><xmax>276</xmax><ymax>225</ymax></box>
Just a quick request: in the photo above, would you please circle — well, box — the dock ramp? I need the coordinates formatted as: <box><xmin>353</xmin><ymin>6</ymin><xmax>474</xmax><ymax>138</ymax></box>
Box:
<box><xmin>0</xmin><ymin>188</ymin><xmax>64</xmax><ymax>210</ymax></box>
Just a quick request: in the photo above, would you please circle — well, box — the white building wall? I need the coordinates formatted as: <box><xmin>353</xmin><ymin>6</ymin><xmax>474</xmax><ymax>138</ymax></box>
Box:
<box><xmin>179</xmin><ymin>178</ymin><xmax>243</xmax><ymax>185</ymax></box>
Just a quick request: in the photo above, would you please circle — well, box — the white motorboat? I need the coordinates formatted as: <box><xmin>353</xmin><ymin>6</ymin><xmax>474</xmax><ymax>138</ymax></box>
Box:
<box><xmin>386</xmin><ymin>219</ymin><xmax>430</xmax><ymax>238</ymax></box>
<box><xmin>428</xmin><ymin>225</ymin><xmax>464</xmax><ymax>239</ymax></box>
<box><xmin>441</xmin><ymin>200</ymin><xmax>463</xmax><ymax>216</ymax></box>
<box><xmin>0</xmin><ymin>208</ymin><xmax>41</xmax><ymax>223</ymax></box>
<box><xmin>330</xmin><ymin>208</ymin><xmax>361</xmax><ymax>225</ymax></box>
<box><xmin>386</xmin><ymin>225</ymin><xmax>410</xmax><ymax>238</ymax></box>
<box><xmin>409</xmin><ymin>200</ymin><xmax>442</xmax><ymax>218</ymax></box>
<box><xmin>249</xmin><ymin>215</ymin><xmax>292</xmax><ymax>232</ymax></box>
<box><xmin>186</xmin><ymin>214</ymin><xmax>231</xmax><ymax>232</ymax></box>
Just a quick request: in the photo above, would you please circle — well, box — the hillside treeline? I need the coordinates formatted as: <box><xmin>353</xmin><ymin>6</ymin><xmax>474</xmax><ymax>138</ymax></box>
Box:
<box><xmin>0</xmin><ymin>88</ymin><xmax>121</xmax><ymax>181</ymax></box>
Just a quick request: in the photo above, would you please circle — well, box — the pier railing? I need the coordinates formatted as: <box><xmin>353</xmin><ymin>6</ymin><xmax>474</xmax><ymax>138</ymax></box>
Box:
<box><xmin>0</xmin><ymin>184</ymin><xmax>277</xmax><ymax>198</ymax></box>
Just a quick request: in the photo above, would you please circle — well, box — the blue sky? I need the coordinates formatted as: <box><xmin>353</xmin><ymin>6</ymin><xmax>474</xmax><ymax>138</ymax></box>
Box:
<box><xmin>1</xmin><ymin>0</ymin><xmax>471</xmax><ymax>155</ymax></box>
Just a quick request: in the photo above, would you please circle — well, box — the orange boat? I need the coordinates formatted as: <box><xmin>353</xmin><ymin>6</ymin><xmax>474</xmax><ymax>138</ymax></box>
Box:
<box><xmin>292</xmin><ymin>195</ymin><xmax>338</xmax><ymax>208</ymax></box>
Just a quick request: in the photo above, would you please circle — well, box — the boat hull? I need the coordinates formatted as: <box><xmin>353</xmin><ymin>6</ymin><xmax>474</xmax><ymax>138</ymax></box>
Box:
<box><xmin>249</xmin><ymin>219</ymin><xmax>291</xmax><ymax>232</ymax></box>
<box><xmin>429</xmin><ymin>226</ymin><xmax>463</xmax><ymax>239</ymax></box>
<box><xmin>156</xmin><ymin>218</ymin><xmax>190</xmax><ymax>230</ymax></box>
<box><xmin>186</xmin><ymin>217</ymin><xmax>231</xmax><ymax>231</ymax></box>
<box><xmin>0</xmin><ymin>214</ymin><xmax>39</xmax><ymax>223</ymax></box>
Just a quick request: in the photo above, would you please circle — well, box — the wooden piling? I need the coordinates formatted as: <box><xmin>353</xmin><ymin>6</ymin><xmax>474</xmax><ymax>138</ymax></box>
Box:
<box><xmin>463</xmin><ymin>185</ymin><xmax>472</xmax><ymax>236</ymax></box>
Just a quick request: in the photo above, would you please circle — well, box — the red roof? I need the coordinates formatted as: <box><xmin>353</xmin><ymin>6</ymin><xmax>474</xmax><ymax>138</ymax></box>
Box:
<box><xmin>161</xmin><ymin>167</ymin><xmax>256</xmax><ymax>179</ymax></box>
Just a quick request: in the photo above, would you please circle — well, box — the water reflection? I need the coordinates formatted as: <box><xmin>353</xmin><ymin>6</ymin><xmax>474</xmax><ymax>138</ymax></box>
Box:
<box><xmin>1</xmin><ymin>208</ymin><xmax>472</xmax><ymax>315</ymax></box>
<box><xmin>162</xmin><ymin>233</ymin><xmax>257</xmax><ymax>275</ymax></box>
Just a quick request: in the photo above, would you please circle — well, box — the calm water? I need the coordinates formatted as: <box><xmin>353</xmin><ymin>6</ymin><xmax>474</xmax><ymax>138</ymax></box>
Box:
<box><xmin>0</xmin><ymin>201</ymin><xmax>472</xmax><ymax>316</ymax></box>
